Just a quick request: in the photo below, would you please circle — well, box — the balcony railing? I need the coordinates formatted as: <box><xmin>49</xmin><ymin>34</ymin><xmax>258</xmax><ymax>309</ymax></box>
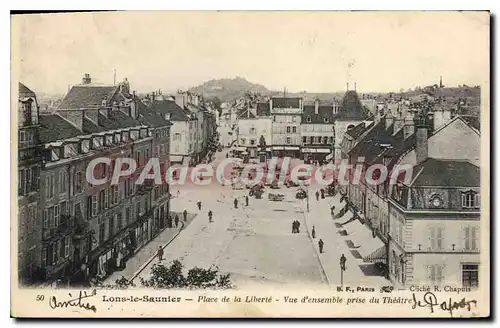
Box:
<box><xmin>42</xmin><ymin>216</ymin><xmax>76</xmax><ymax>243</ymax></box>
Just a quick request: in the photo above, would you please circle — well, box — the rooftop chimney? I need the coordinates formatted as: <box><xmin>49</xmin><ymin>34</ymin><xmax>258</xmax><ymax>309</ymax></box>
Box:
<box><xmin>433</xmin><ymin>105</ymin><xmax>452</xmax><ymax>131</ymax></box>
<box><xmin>82</xmin><ymin>73</ymin><xmax>92</xmax><ymax>85</ymax></box>
<box><xmin>174</xmin><ymin>91</ymin><xmax>185</xmax><ymax>110</ymax></box>
<box><xmin>385</xmin><ymin>110</ymin><xmax>393</xmax><ymax>130</ymax></box>
<box><xmin>314</xmin><ymin>99</ymin><xmax>319</xmax><ymax>114</ymax></box>
<box><xmin>415</xmin><ymin>113</ymin><xmax>429</xmax><ymax>164</ymax></box>
<box><xmin>403</xmin><ymin>112</ymin><xmax>415</xmax><ymax>140</ymax></box>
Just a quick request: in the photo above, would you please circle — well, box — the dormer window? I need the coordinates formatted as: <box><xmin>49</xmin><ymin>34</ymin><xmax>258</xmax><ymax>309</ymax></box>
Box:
<box><xmin>51</xmin><ymin>148</ymin><xmax>60</xmax><ymax>161</ymax></box>
<box><xmin>93</xmin><ymin>136</ymin><xmax>103</xmax><ymax>149</ymax></box>
<box><xmin>165</xmin><ymin>113</ymin><xmax>171</xmax><ymax>120</ymax></box>
<box><xmin>307</xmin><ymin>116</ymin><xmax>311</xmax><ymax>123</ymax></box>
<box><xmin>131</xmin><ymin>130</ymin><xmax>139</xmax><ymax>140</ymax></box>
<box><xmin>64</xmin><ymin>144</ymin><xmax>77</xmax><ymax>158</ymax></box>
<box><xmin>148</xmin><ymin>129</ymin><xmax>152</xmax><ymax>137</ymax></box>
<box><xmin>122</xmin><ymin>131</ymin><xmax>129</xmax><ymax>142</ymax></box>
<box><xmin>429</xmin><ymin>193</ymin><xmax>443</xmax><ymax>208</ymax></box>
<box><xmin>462</xmin><ymin>190</ymin><xmax>480</xmax><ymax>209</ymax></box>
<box><xmin>81</xmin><ymin>140</ymin><xmax>90</xmax><ymax>153</ymax></box>
<box><xmin>324</xmin><ymin>117</ymin><xmax>329</xmax><ymax>123</ymax></box>
<box><xmin>105</xmin><ymin>134</ymin><xmax>113</xmax><ymax>146</ymax></box>
<box><xmin>115</xmin><ymin>133</ymin><xmax>121</xmax><ymax>144</ymax></box>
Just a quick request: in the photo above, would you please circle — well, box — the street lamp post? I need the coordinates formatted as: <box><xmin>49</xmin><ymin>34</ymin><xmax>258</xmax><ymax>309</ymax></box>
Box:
<box><xmin>306</xmin><ymin>184</ymin><xmax>310</xmax><ymax>212</ymax></box>
<box><xmin>340</xmin><ymin>254</ymin><xmax>346</xmax><ymax>286</ymax></box>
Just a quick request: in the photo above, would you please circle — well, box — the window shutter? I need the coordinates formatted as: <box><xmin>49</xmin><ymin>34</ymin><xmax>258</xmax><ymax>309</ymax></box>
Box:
<box><xmin>429</xmin><ymin>227</ymin><xmax>436</xmax><ymax>250</ymax></box>
<box><xmin>475</xmin><ymin>193</ymin><xmax>480</xmax><ymax>208</ymax></box>
<box><xmin>464</xmin><ymin>227</ymin><xmax>470</xmax><ymax>250</ymax></box>
<box><xmin>461</xmin><ymin>193</ymin><xmax>466</xmax><ymax>207</ymax></box>
<box><xmin>472</xmin><ymin>227</ymin><xmax>478</xmax><ymax>250</ymax></box>
<box><xmin>437</xmin><ymin>227</ymin><xmax>443</xmax><ymax>250</ymax></box>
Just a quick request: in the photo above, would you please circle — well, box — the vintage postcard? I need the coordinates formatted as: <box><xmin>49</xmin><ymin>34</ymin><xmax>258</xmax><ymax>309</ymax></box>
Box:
<box><xmin>11</xmin><ymin>11</ymin><xmax>490</xmax><ymax>318</ymax></box>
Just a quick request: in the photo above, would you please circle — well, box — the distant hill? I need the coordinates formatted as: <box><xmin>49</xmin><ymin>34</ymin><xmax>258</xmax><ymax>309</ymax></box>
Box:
<box><xmin>188</xmin><ymin>77</ymin><xmax>270</xmax><ymax>102</ymax></box>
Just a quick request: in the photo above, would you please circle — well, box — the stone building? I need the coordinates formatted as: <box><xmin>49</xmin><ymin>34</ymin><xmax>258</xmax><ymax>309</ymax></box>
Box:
<box><xmin>300</xmin><ymin>99</ymin><xmax>336</xmax><ymax>162</ymax></box>
<box><xmin>17</xmin><ymin>83</ymin><xmax>43</xmax><ymax>285</ymax></box>
<box><xmin>18</xmin><ymin>74</ymin><xmax>172</xmax><ymax>286</ymax></box>
<box><xmin>270</xmin><ymin>97</ymin><xmax>303</xmax><ymax>157</ymax></box>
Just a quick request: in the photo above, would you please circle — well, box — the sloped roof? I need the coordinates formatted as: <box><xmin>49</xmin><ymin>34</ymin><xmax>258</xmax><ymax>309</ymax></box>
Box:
<box><xmin>237</xmin><ymin>107</ymin><xmax>256</xmax><ymax>119</ymax></box>
<box><xmin>256</xmin><ymin>102</ymin><xmax>270</xmax><ymax>116</ymax></box>
<box><xmin>302</xmin><ymin>105</ymin><xmax>336</xmax><ymax>124</ymax></box>
<box><xmin>58</xmin><ymin>85</ymin><xmax>118</xmax><ymax>109</ymax></box>
<box><xmin>83</xmin><ymin>117</ymin><xmax>107</xmax><ymax>134</ymax></box>
<box><xmin>39</xmin><ymin>114</ymin><xmax>81</xmax><ymax>143</ymax></box>
<box><xmin>19</xmin><ymin>82</ymin><xmax>36</xmax><ymax>96</ymax></box>
<box><xmin>337</xmin><ymin>90</ymin><xmax>369</xmax><ymax>120</ymax></box>
<box><xmin>345</xmin><ymin>122</ymin><xmax>371</xmax><ymax>139</ymax></box>
<box><xmin>459</xmin><ymin>115</ymin><xmax>480</xmax><ymax>132</ymax></box>
<box><xmin>97</xmin><ymin>110</ymin><xmax>143</xmax><ymax>130</ymax></box>
<box><xmin>149</xmin><ymin>100</ymin><xmax>189</xmax><ymax>121</ymax></box>
<box><xmin>272</xmin><ymin>97</ymin><xmax>301</xmax><ymax>108</ymax></box>
<box><xmin>138</xmin><ymin>109</ymin><xmax>172</xmax><ymax>128</ymax></box>
<box><xmin>410</xmin><ymin>158</ymin><xmax>480</xmax><ymax>187</ymax></box>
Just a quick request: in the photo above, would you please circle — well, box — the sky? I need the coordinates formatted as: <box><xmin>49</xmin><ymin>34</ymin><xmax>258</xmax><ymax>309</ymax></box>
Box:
<box><xmin>12</xmin><ymin>11</ymin><xmax>489</xmax><ymax>95</ymax></box>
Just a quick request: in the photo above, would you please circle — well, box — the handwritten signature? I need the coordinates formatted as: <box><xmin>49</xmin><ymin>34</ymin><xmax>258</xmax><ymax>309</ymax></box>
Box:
<box><xmin>48</xmin><ymin>289</ymin><xmax>98</xmax><ymax>313</ymax></box>
<box><xmin>412</xmin><ymin>292</ymin><xmax>477</xmax><ymax>317</ymax></box>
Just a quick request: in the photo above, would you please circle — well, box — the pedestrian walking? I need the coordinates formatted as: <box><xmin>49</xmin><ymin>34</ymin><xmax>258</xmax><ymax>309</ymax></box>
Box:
<box><xmin>208</xmin><ymin>210</ymin><xmax>213</xmax><ymax>223</ymax></box>
<box><xmin>197</xmin><ymin>200</ymin><xmax>202</xmax><ymax>210</ymax></box>
<box><xmin>234</xmin><ymin>198</ymin><xmax>238</xmax><ymax>209</ymax></box>
<box><xmin>292</xmin><ymin>221</ymin><xmax>296</xmax><ymax>233</ymax></box>
<box><xmin>245</xmin><ymin>195</ymin><xmax>249</xmax><ymax>207</ymax></box>
<box><xmin>174</xmin><ymin>215</ymin><xmax>179</xmax><ymax>228</ymax></box>
<box><xmin>312</xmin><ymin>226</ymin><xmax>316</xmax><ymax>239</ymax></box>
<box><xmin>157</xmin><ymin>246</ymin><xmax>164</xmax><ymax>261</ymax></box>
<box><xmin>177</xmin><ymin>190</ymin><xmax>180</xmax><ymax>198</ymax></box>
<box><xmin>330</xmin><ymin>205</ymin><xmax>336</xmax><ymax>215</ymax></box>
<box><xmin>296</xmin><ymin>221</ymin><xmax>301</xmax><ymax>233</ymax></box>
<box><xmin>315</xmin><ymin>191</ymin><xmax>320</xmax><ymax>201</ymax></box>
<box><xmin>320</xmin><ymin>189</ymin><xmax>325</xmax><ymax>199</ymax></box>
<box><xmin>340</xmin><ymin>254</ymin><xmax>347</xmax><ymax>270</ymax></box>
<box><xmin>183</xmin><ymin>209</ymin><xmax>188</xmax><ymax>222</ymax></box>
<box><xmin>318</xmin><ymin>239</ymin><xmax>324</xmax><ymax>253</ymax></box>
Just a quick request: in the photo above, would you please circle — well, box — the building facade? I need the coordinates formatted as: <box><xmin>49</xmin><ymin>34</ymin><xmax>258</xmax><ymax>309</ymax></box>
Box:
<box><xmin>300</xmin><ymin>99</ymin><xmax>336</xmax><ymax>162</ymax></box>
<box><xmin>18</xmin><ymin>75</ymin><xmax>172</xmax><ymax>286</ymax></box>
<box><xmin>17</xmin><ymin>83</ymin><xmax>43</xmax><ymax>285</ymax></box>
<box><xmin>270</xmin><ymin>97</ymin><xmax>303</xmax><ymax>157</ymax></box>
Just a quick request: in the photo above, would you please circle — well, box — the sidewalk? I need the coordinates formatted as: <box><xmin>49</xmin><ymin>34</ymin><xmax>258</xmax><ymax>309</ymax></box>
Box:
<box><xmin>103</xmin><ymin>211</ymin><xmax>197</xmax><ymax>285</ymax></box>
<box><xmin>302</xmin><ymin>190</ymin><xmax>389</xmax><ymax>288</ymax></box>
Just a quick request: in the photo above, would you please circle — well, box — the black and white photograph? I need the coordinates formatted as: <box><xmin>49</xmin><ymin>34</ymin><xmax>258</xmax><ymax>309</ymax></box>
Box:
<box><xmin>11</xmin><ymin>11</ymin><xmax>489</xmax><ymax>318</ymax></box>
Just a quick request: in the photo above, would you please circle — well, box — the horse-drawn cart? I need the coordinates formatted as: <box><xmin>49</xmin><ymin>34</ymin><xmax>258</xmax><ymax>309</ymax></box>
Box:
<box><xmin>268</xmin><ymin>193</ymin><xmax>285</xmax><ymax>201</ymax></box>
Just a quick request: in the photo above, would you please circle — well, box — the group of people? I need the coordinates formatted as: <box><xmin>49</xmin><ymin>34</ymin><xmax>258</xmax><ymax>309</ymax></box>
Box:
<box><xmin>292</xmin><ymin>220</ymin><xmax>301</xmax><ymax>233</ymax></box>
<box><xmin>315</xmin><ymin>189</ymin><xmax>326</xmax><ymax>201</ymax></box>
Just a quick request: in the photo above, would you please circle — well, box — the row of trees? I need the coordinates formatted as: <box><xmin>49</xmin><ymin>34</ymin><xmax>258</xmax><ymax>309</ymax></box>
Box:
<box><xmin>111</xmin><ymin>260</ymin><xmax>234</xmax><ymax>290</ymax></box>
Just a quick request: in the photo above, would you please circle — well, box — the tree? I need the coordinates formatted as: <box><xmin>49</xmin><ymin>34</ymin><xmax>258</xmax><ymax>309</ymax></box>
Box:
<box><xmin>139</xmin><ymin>260</ymin><xmax>234</xmax><ymax>289</ymax></box>
<box><xmin>212</xmin><ymin>96</ymin><xmax>222</xmax><ymax>110</ymax></box>
<box><xmin>259</xmin><ymin>135</ymin><xmax>266</xmax><ymax>151</ymax></box>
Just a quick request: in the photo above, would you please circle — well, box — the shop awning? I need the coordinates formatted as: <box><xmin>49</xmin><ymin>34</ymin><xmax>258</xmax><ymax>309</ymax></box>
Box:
<box><xmin>363</xmin><ymin>246</ymin><xmax>387</xmax><ymax>263</ymax></box>
<box><xmin>234</xmin><ymin>147</ymin><xmax>247</xmax><ymax>152</ymax></box>
<box><xmin>284</xmin><ymin>146</ymin><xmax>300</xmax><ymax>150</ymax></box>
<box><xmin>272</xmin><ymin>146</ymin><xmax>284</xmax><ymax>150</ymax></box>
<box><xmin>344</xmin><ymin>218</ymin><xmax>386</xmax><ymax>263</ymax></box>
<box><xmin>316</xmin><ymin>148</ymin><xmax>331</xmax><ymax>153</ymax></box>
<box><xmin>170</xmin><ymin>155</ymin><xmax>184</xmax><ymax>163</ymax></box>
<box><xmin>325</xmin><ymin>153</ymin><xmax>334</xmax><ymax>160</ymax></box>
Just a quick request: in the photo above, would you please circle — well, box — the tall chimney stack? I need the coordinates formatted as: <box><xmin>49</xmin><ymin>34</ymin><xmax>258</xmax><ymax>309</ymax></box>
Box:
<box><xmin>314</xmin><ymin>99</ymin><xmax>319</xmax><ymax>114</ymax></box>
<box><xmin>82</xmin><ymin>73</ymin><xmax>91</xmax><ymax>85</ymax></box>
<box><xmin>415</xmin><ymin>113</ymin><xmax>429</xmax><ymax>164</ymax></box>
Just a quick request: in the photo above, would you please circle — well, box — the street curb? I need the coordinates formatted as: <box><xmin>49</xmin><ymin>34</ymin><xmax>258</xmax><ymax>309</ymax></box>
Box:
<box><xmin>128</xmin><ymin>220</ymin><xmax>186</xmax><ymax>284</ymax></box>
<box><xmin>301</xmin><ymin>206</ymin><xmax>332</xmax><ymax>288</ymax></box>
